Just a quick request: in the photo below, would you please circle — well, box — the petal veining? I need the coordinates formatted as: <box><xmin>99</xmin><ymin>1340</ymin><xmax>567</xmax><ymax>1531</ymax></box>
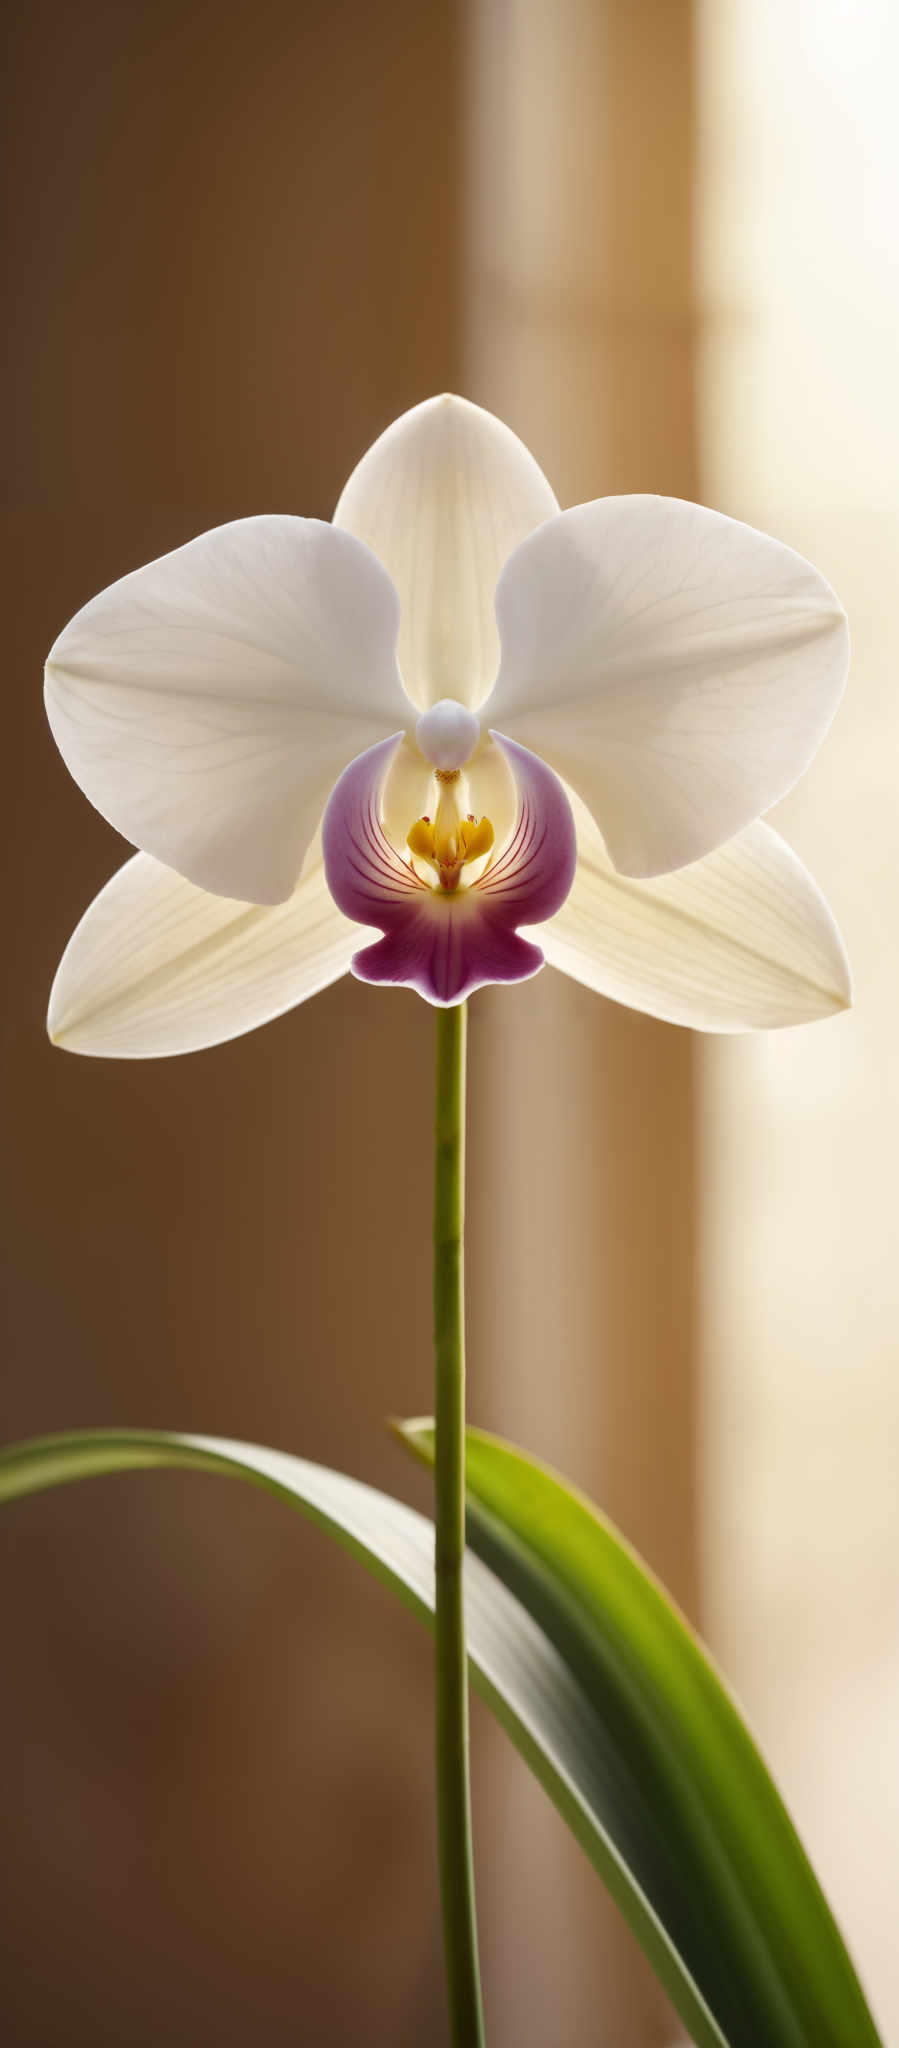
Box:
<box><xmin>539</xmin><ymin>786</ymin><xmax>851</xmax><ymax>1031</ymax></box>
<box><xmin>45</xmin><ymin>516</ymin><xmax>405</xmax><ymax>904</ymax></box>
<box><xmin>322</xmin><ymin>732</ymin><xmax>576</xmax><ymax>1006</ymax></box>
<box><xmin>322</xmin><ymin>734</ymin><xmax>430</xmax><ymax>921</ymax></box>
<box><xmin>490</xmin><ymin>494</ymin><xmax>849</xmax><ymax>877</ymax></box>
<box><xmin>333</xmin><ymin>394</ymin><xmax>559</xmax><ymax>712</ymax></box>
<box><xmin>48</xmin><ymin>847</ymin><xmax>366</xmax><ymax>1058</ymax></box>
<box><xmin>479</xmin><ymin>734</ymin><xmax>579</xmax><ymax>924</ymax></box>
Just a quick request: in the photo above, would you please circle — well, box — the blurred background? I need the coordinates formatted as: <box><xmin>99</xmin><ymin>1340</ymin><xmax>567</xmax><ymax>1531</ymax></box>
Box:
<box><xmin>3</xmin><ymin>1</ymin><xmax>897</xmax><ymax>2042</ymax></box>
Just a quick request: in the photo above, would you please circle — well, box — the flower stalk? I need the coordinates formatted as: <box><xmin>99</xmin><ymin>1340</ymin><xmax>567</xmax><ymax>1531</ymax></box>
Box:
<box><xmin>433</xmin><ymin>1001</ymin><xmax>484</xmax><ymax>2047</ymax></box>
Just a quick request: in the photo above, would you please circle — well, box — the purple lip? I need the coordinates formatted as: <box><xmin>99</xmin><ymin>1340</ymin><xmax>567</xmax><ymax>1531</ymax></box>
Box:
<box><xmin>322</xmin><ymin>731</ymin><xmax>577</xmax><ymax>1006</ymax></box>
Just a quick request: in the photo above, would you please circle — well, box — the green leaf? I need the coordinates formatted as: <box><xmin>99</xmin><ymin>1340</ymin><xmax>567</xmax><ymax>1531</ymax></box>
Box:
<box><xmin>397</xmin><ymin>1417</ymin><xmax>881</xmax><ymax>2048</ymax></box>
<box><xmin>0</xmin><ymin>1426</ymin><xmax>880</xmax><ymax>2048</ymax></box>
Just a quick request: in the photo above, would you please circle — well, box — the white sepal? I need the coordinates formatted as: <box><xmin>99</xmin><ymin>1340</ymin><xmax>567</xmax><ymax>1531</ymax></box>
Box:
<box><xmin>334</xmin><ymin>394</ymin><xmax>558</xmax><ymax>712</ymax></box>
<box><xmin>48</xmin><ymin>850</ymin><xmax>367</xmax><ymax>1058</ymax></box>
<box><xmin>539</xmin><ymin>788</ymin><xmax>851</xmax><ymax>1031</ymax></box>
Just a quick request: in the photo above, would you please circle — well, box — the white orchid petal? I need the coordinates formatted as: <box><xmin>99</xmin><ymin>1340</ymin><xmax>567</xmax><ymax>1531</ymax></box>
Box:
<box><xmin>539</xmin><ymin>790</ymin><xmax>851</xmax><ymax>1032</ymax></box>
<box><xmin>490</xmin><ymin>496</ymin><xmax>849</xmax><ymax>876</ymax></box>
<box><xmin>334</xmin><ymin>394</ymin><xmax>558</xmax><ymax>712</ymax></box>
<box><xmin>48</xmin><ymin>851</ymin><xmax>367</xmax><ymax>1059</ymax></box>
<box><xmin>45</xmin><ymin>517</ymin><xmax>404</xmax><ymax>904</ymax></box>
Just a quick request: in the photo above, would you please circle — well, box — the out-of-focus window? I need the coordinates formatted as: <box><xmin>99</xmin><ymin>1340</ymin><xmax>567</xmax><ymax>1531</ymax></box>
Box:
<box><xmin>698</xmin><ymin>4</ymin><xmax>899</xmax><ymax>2035</ymax></box>
<box><xmin>465</xmin><ymin>5</ymin><xmax>696</xmax><ymax>2043</ymax></box>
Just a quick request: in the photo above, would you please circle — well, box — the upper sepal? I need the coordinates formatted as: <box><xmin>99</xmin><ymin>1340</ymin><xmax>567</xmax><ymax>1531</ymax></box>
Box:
<box><xmin>334</xmin><ymin>394</ymin><xmax>559</xmax><ymax>711</ymax></box>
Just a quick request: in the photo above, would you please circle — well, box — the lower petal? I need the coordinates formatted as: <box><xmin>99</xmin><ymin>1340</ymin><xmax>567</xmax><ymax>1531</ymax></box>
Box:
<box><xmin>48</xmin><ymin>850</ymin><xmax>366</xmax><ymax>1058</ymax></box>
<box><xmin>539</xmin><ymin>788</ymin><xmax>851</xmax><ymax>1031</ymax></box>
<box><xmin>351</xmin><ymin>895</ymin><xmax>545</xmax><ymax>1007</ymax></box>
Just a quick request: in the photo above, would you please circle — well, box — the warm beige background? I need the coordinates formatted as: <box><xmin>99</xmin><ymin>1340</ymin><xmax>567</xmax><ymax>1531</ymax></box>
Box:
<box><xmin>696</xmin><ymin>5</ymin><xmax>899</xmax><ymax>2040</ymax></box>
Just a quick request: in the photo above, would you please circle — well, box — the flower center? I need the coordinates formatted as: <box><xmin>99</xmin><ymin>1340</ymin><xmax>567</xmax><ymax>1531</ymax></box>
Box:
<box><xmin>403</xmin><ymin>699</ymin><xmax>495</xmax><ymax>892</ymax></box>
<box><xmin>406</xmin><ymin>768</ymin><xmax>495</xmax><ymax>892</ymax></box>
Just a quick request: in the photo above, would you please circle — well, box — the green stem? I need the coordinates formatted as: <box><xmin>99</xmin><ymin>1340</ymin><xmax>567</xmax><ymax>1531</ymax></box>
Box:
<box><xmin>433</xmin><ymin>1002</ymin><xmax>485</xmax><ymax>2047</ymax></box>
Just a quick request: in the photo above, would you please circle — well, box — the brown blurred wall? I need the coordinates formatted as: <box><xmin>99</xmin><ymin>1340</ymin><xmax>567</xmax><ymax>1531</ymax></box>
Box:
<box><xmin>5</xmin><ymin>6</ymin><xmax>460</xmax><ymax>2044</ymax></box>
<box><xmin>2</xmin><ymin>4</ymin><xmax>697</xmax><ymax>2044</ymax></box>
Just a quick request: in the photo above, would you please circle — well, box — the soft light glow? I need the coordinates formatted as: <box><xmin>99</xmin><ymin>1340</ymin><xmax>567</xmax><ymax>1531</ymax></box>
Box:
<box><xmin>698</xmin><ymin>0</ymin><xmax>899</xmax><ymax>2029</ymax></box>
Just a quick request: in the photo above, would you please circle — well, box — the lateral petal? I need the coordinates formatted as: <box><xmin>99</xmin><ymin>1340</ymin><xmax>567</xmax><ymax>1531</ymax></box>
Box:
<box><xmin>45</xmin><ymin>516</ymin><xmax>404</xmax><ymax>904</ymax></box>
<box><xmin>539</xmin><ymin>789</ymin><xmax>851</xmax><ymax>1031</ymax></box>
<box><xmin>490</xmin><ymin>495</ymin><xmax>849</xmax><ymax>876</ymax></box>
<box><xmin>333</xmin><ymin>394</ymin><xmax>559</xmax><ymax>712</ymax></box>
<box><xmin>48</xmin><ymin>850</ymin><xmax>364</xmax><ymax>1058</ymax></box>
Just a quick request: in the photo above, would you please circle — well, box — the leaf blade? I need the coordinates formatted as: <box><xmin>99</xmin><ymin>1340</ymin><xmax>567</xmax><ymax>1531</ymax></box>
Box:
<box><xmin>0</xmin><ymin>1427</ymin><xmax>728</xmax><ymax>2046</ymax></box>
<box><xmin>2</xmin><ymin>1426</ymin><xmax>881</xmax><ymax>2048</ymax></box>
<box><xmin>399</xmin><ymin>1418</ymin><xmax>881</xmax><ymax>2048</ymax></box>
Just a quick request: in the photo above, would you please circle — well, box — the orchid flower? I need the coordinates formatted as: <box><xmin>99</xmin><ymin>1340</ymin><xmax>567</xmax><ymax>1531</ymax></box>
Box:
<box><xmin>44</xmin><ymin>395</ymin><xmax>850</xmax><ymax>1055</ymax></box>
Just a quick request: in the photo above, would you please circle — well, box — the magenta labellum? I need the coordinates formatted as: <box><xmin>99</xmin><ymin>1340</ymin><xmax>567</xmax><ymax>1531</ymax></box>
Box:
<box><xmin>322</xmin><ymin>731</ymin><xmax>578</xmax><ymax>1006</ymax></box>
